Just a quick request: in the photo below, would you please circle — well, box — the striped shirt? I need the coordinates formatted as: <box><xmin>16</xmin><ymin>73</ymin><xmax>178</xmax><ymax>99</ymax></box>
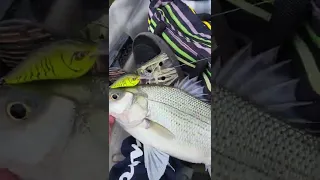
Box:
<box><xmin>148</xmin><ymin>0</ymin><xmax>212</xmax><ymax>93</ymax></box>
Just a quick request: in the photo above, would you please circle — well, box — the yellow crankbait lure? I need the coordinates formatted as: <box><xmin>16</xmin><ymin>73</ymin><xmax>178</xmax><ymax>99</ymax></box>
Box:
<box><xmin>110</xmin><ymin>74</ymin><xmax>141</xmax><ymax>88</ymax></box>
<box><xmin>4</xmin><ymin>40</ymin><xmax>97</xmax><ymax>84</ymax></box>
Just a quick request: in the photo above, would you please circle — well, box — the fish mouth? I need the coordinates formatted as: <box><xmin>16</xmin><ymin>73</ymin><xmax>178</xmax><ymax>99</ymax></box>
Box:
<box><xmin>60</xmin><ymin>53</ymin><xmax>82</xmax><ymax>72</ymax></box>
<box><xmin>109</xmin><ymin>115</ymin><xmax>115</xmax><ymax>125</ymax></box>
<box><xmin>109</xmin><ymin>115</ymin><xmax>115</xmax><ymax>143</ymax></box>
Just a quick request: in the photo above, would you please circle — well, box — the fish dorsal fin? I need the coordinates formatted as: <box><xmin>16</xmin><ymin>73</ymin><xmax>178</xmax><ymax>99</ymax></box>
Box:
<box><xmin>174</xmin><ymin>76</ymin><xmax>207</xmax><ymax>101</ymax></box>
<box><xmin>213</xmin><ymin>44</ymin><xmax>307</xmax><ymax>117</ymax></box>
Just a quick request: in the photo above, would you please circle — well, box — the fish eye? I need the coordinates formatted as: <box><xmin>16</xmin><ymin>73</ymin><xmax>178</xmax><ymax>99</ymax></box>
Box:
<box><xmin>111</xmin><ymin>94</ymin><xmax>119</xmax><ymax>100</ymax></box>
<box><xmin>6</xmin><ymin>102</ymin><xmax>29</xmax><ymax>121</ymax></box>
<box><xmin>73</xmin><ymin>51</ymin><xmax>88</xmax><ymax>61</ymax></box>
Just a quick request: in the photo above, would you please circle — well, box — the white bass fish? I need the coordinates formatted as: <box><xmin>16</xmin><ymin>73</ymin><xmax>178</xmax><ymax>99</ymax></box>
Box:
<box><xmin>109</xmin><ymin>77</ymin><xmax>211</xmax><ymax>180</ymax></box>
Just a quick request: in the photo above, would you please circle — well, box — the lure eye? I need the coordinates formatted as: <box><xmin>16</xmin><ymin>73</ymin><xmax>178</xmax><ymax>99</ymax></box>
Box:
<box><xmin>6</xmin><ymin>102</ymin><xmax>29</xmax><ymax>121</ymax></box>
<box><xmin>111</xmin><ymin>94</ymin><xmax>119</xmax><ymax>100</ymax></box>
<box><xmin>73</xmin><ymin>51</ymin><xmax>88</xmax><ymax>61</ymax></box>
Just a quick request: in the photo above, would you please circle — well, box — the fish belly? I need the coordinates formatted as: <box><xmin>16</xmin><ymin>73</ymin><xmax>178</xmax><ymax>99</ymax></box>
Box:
<box><xmin>125</xmin><ymin>121</ymin><xmax>210</xmax><ymax>165</ymax></box>
<box><xmin>212</xmin><ymin>86</ymin><xmax>320</xmax><ymax>180</ymax></box>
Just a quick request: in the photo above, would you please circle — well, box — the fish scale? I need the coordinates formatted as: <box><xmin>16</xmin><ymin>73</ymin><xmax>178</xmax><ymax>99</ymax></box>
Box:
<box><xmin>138</xmin><ymin>86</ymin><xmax>211</xmax><ymax>157</ymax></box>
<box><xmin>211</xmin><ymin>85</ymin><xmax>320</xmax><ymax>180</ymax></box>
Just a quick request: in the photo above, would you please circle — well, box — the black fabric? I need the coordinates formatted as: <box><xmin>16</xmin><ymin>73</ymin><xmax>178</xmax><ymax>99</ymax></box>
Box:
<box><xmin>197</xmin><ymin>13</ymin><xmax>211</xmax><ymax>21</ymax></box>
<box><xmin>311</xmin><ymin>0</ymin><xmax>320</xmax><ymax>35</ymax></box>
<box><xmin>294</xmin><ymin>27</ymin><xmax>320</xmax><ymax>122</ymax></box>
<box><xmin>252</xmin><ymin>0</ymin><xmax>310</xmax><ymax>55</ymax></box>
<box><xmin>296</xmin><ymin>77</ymin><xmax>320</xmax><ymax>122</ymax></box>
<box><xmin>133</xmin><ymin>34</ymin><xmax>162</xmax><ymax>66</ymax></box>
<box><xmin>109</xmin><ymin>136</ymin><xmax>183</xmax><ymax>180</ymax></box>
<box><xmin>211</xmin><ymin>0</ymin><xmax>238</xmax><ymax>65</ymax></box>
<box><xmin>219</xmin><ymin>0</ymin><xmax>270</xmax><ymax>43</ymax></box>
<box><xmin>153</xmin><ymin>21</ymin><xmax>167</xmax><ymax>36</ymax></box>
<box><xmin>0</xmin><ymin>60</ymin><xmax>9</xmax><ymax>78</ymax></box>
<box><xmin>192</xmin><ymin>56</ymin><xmax>209</xmax><ymax>78</ymax></box>
<box><xmin>1</xmin><ymin>0</ymin><xmax>23</xmax><ymax>20</ymax></box>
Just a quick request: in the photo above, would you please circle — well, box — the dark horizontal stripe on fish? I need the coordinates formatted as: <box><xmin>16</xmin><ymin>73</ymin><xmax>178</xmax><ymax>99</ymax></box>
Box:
<box><xmin>147</xmin><ymin>98</ymin><xmax>210</xmax><ymax>125</ymax></box>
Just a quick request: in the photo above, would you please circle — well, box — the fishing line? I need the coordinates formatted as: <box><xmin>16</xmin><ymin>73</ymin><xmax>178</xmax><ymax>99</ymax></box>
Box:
<box><xmin>170</xmin><ymin>56</ymin><xmax>211</xmax><ymax>69</ymax></box>
<box><xmin>211</xmin><ymin>0</ymin><xmax>274</xmax><ymax>18</ymax></box>
<box><xmin>89</xmin><ymin>23</ymin><xmax>109</xmax><ymax>29</ymax></box>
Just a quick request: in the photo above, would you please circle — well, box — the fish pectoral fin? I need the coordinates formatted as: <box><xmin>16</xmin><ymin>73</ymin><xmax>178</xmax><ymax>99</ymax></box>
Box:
<box><xmin>147</xmin><ymin>120</ymin><xmax>175</xmax><ymax>140</ymax></box>
<box><xmin>144</xmin><ymin>145</ymin><xmax>171</xmax><ymax>180</ymax></box>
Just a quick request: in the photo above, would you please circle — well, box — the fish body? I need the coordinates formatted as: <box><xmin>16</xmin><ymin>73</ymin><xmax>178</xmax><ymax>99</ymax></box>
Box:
<box><xmin>210</xmin><ymin>45</ymin><xmax>320</xmax><ymax>180</ymax></box>
<box><xmin>212</xmin><ymin>85</ymin><xmax>320</xmax><ymax>180</ymax></box>
<box><xmin>109</xmin><ymin>78</ymin><xmax>211</xmax><ymax>179</ymax></box>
